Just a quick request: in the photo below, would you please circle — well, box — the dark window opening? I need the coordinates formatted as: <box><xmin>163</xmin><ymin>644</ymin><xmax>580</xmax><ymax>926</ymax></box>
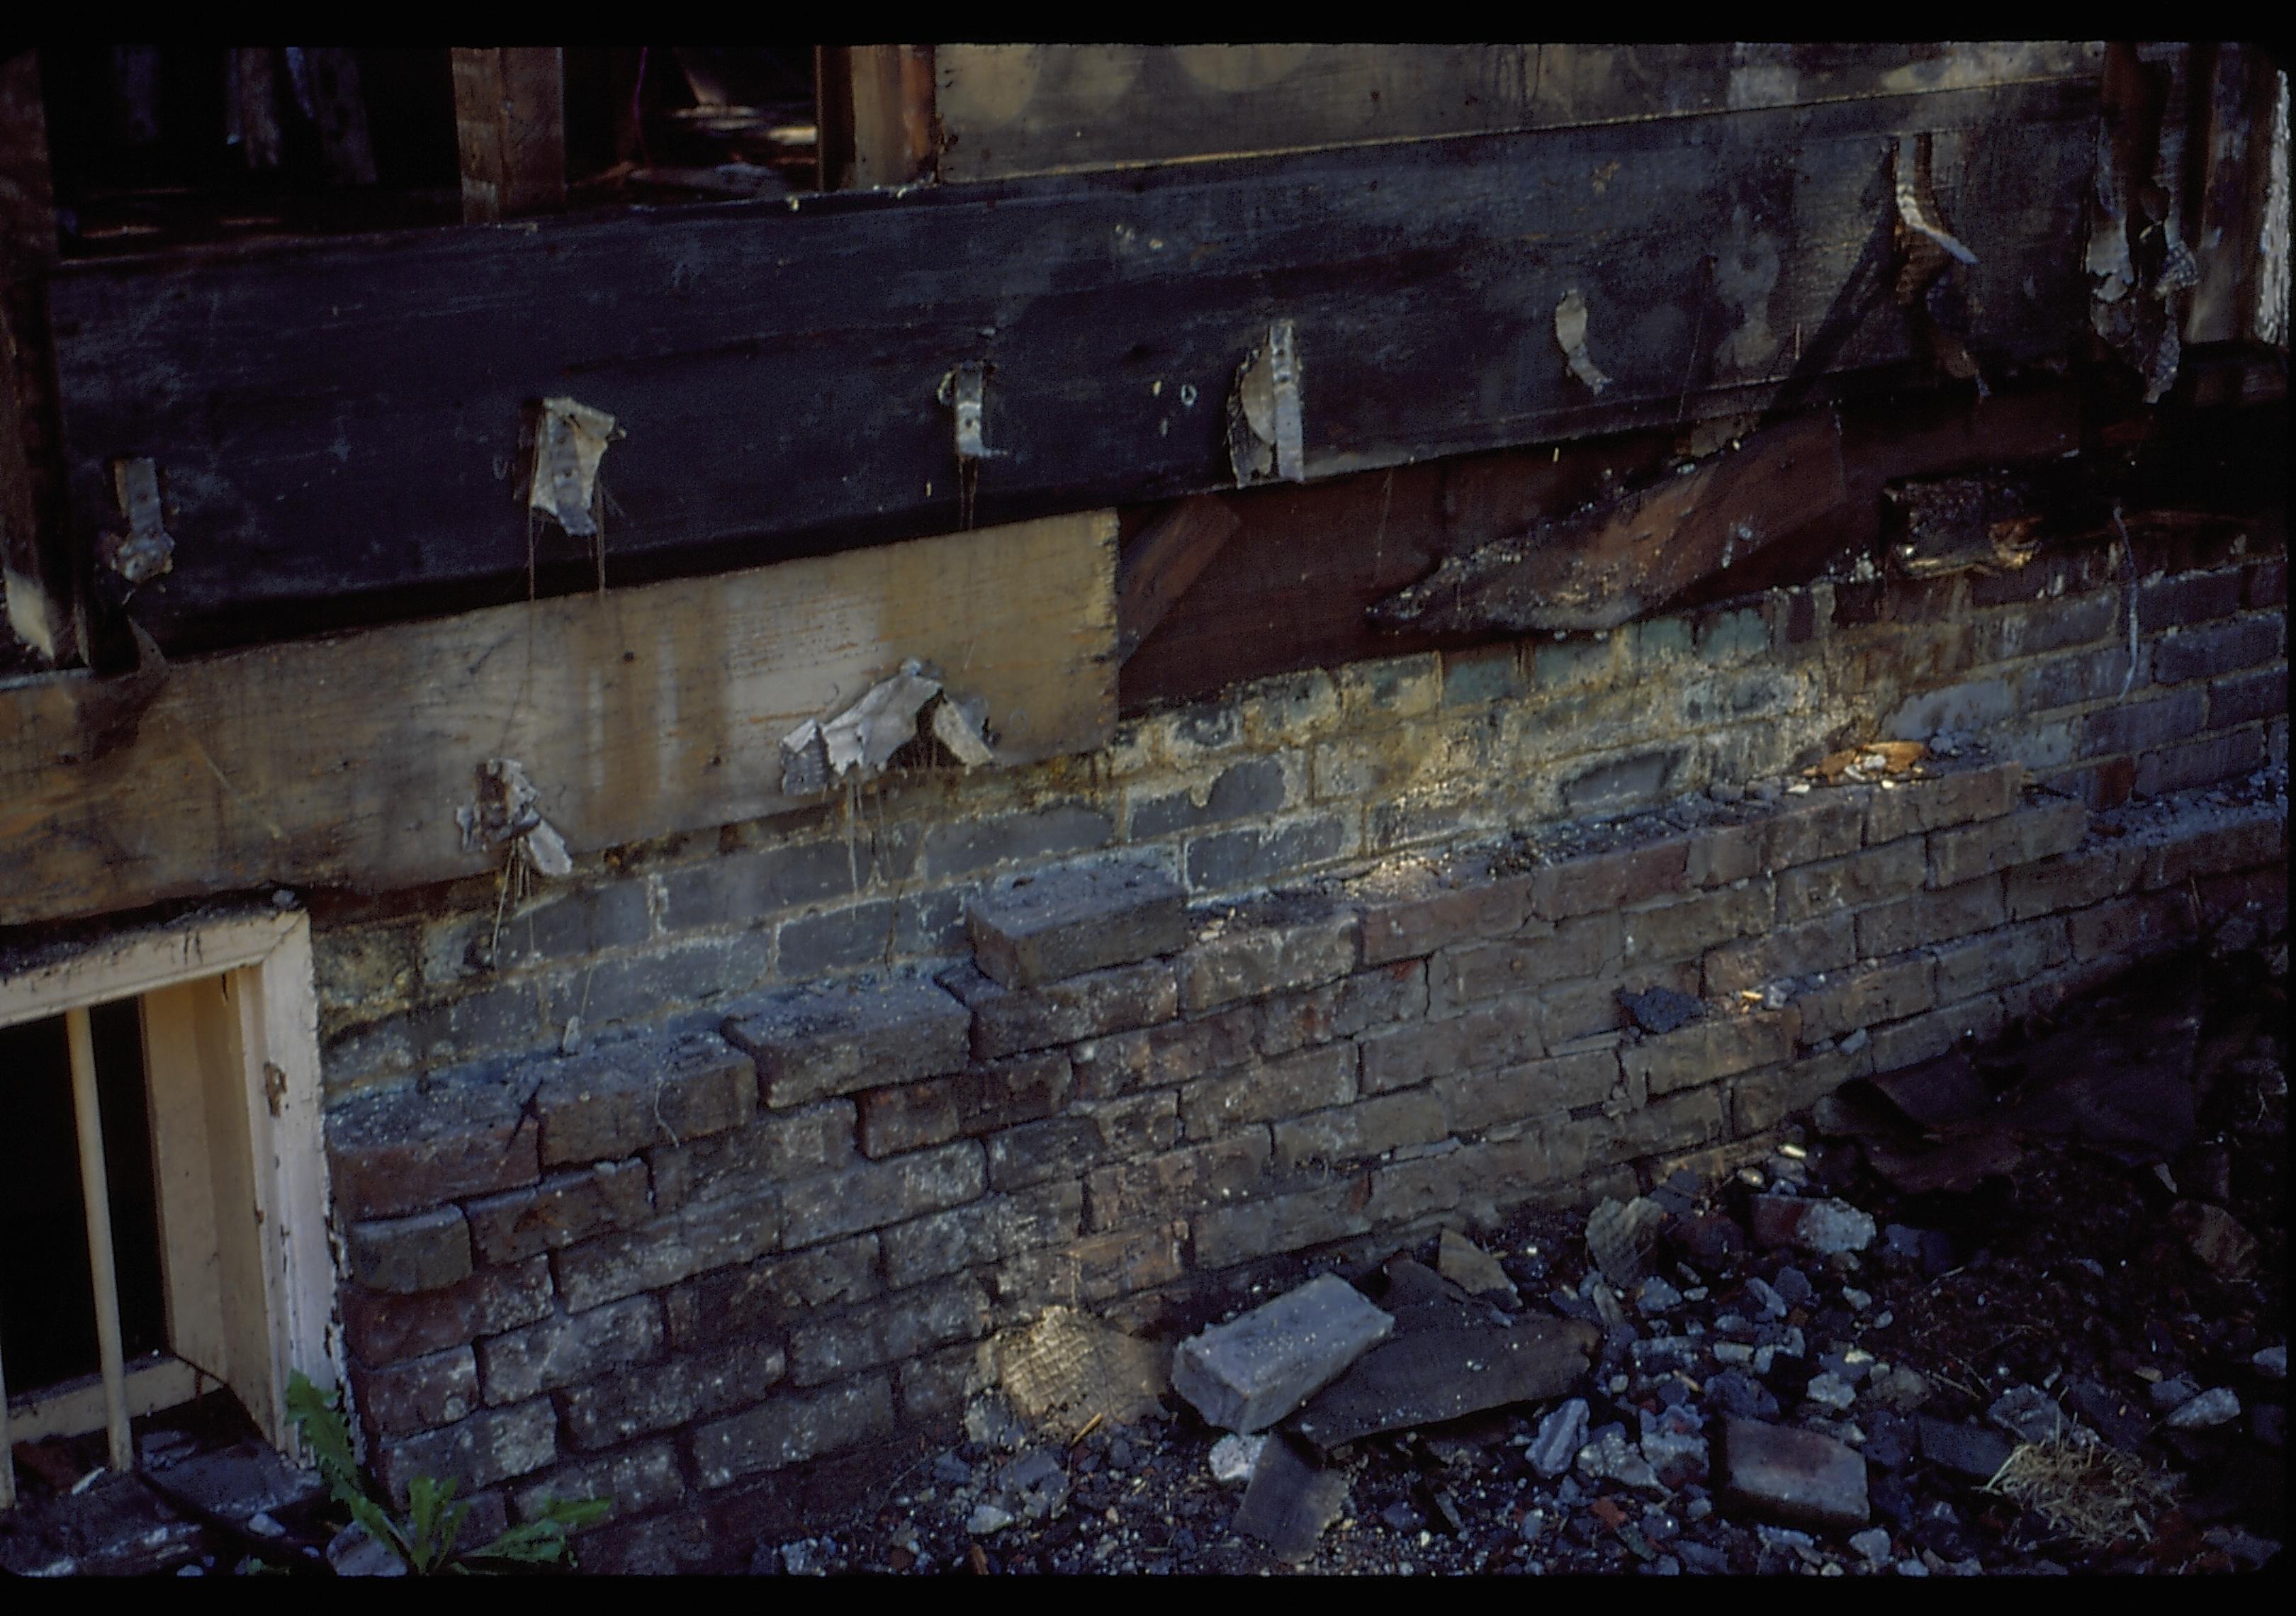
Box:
<box><xmin>0</xmin><ymin>998</ymin><xmax>166</xmax><ymax>1398</ymax></box>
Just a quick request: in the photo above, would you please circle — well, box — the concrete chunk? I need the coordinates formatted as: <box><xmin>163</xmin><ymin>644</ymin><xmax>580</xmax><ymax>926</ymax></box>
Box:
<box><xmin>1718</xmin><ymin>1416</ymin><xmax>1870</xmax><ymax>1529</ymax></box>
<box><xmin>1171</xmin><ymin>1274</ymin><xmax>1394</xmax><ymax>1433</ymax></box>
<box><xmin>1232</xmin><ymin>1434</ymin><xmax>1349</xmax><ymax>1564</ymax></box>
<box><xmin>721</xmin><ymin>972</ymin><xmax>970</xmax><ymax>1107</ymax></box>
<box><xmin>967</xmin><ymin>859</ymin><xmax>1189</xmax><ymax>988</ymax></box>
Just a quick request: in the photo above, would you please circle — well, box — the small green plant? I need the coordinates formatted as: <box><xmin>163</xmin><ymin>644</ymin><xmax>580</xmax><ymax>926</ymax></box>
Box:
<box><xmin>288</xmin><ymin>1370</ymin><xmax>609</xmax><ymax>1574</ymax></box>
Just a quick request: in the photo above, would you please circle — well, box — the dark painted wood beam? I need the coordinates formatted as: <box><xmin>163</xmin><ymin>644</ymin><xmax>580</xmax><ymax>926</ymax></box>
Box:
<box><xmin>47</xmin><ymin>78</ymin><xmax>2098</xmax><ymax>653</ymax></box>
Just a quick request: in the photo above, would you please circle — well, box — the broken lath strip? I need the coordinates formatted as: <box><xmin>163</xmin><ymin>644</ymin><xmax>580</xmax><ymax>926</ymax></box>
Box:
<box><xmin>779</xmin><ymin>658</ymin><xmax>996</xmax><ymax>798</ymax></box>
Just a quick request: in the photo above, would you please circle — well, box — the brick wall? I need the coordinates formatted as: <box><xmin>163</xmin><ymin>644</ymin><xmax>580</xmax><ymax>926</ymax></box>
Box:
<box><xmin>314</xmin><ymin>539</ymin><xmax>2286</xmax><ymax>1570</ymax></box>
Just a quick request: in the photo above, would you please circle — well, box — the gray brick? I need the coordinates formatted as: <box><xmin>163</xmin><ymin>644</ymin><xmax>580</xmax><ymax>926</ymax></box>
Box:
<box><xmin>1927</xmin><ymin>797</ymin><xmax>2089</xmax><ymax>887</ymax></box>
<box><xmin>2136</xmin><ymin>730</ymin><xmax>2268</xmax><ymax>796</ymax></box>
<box><xmin>778</xmin><ymin>900</ymin><xmax>896</xmax><ymax>972</ymax></box>
<box><xmin>1762</xmin><ymin>794</ymin><xmax>1868</xmax><ymax>870</ymax></box>
<box><xmin>1862</xmin><ymin>761</ymin><xmax>2022</xmax><ymax>844</ymax></box>
<box><xmin>561</xmin><ymin>1340</ymin><xmax>787</xmax><ymax>1451</ymax></box>
<box><xmin>1086</xmin><ymin>1132</ymin><xmax>1271</xmax><ymax>1233</ymax></box>
<box><xmin>1181</xmin><ymin>1043</ymin><xmax>1357</xmax><ymax>1140</ymax></box>
<box><xmin>2135</xmin><ymin>804</ymin><xmax>2286</xmax><ymax>890</ymax></box>
<box><xmin>480</xmin><ymin>1295</ymin><xmax>664</xmax><ymax>1404</ymax></box>
<box><xmin>985</xmin><ymin>1117</ymin><xmax>1103</xmax><ymax>1191</ymax></box>
<box><xmin>2069</xmin><ymin>892</ymin><xmax>2197</xmax><ymax>961</ymax></box>
<box><xmin>2209</xmin><ymin>666</ymin><xmax>2289</xmax><ymax>729</ymax></box>
<box><xmin>1193</xmin><ymin>1183</ymin><xmax>1374</xmax><ymax>1271</ymax></box>
<box><xmin>1184</xmin><ymin>814</ymin><xmax>1352</xmax><ymax>890</ymax></box>
<box><xmin>788</xmin><ymin>1276</ymin><xmax>990</xmax><ymax>1386</ymax></box>
<box><xmin>880</xmin><ymin>1183</ymin><xmax>1083</xmax><ymax>1290</ymax></box>
<box><xmin>2081</xmin><ymin>670</ymin><xmax>2176</xmax><ymax>746</ymax></box>
<box><xmin>1620</xmin><ymin>882</ymin><xmax>1771</xmax><ymax>967</ymax></box>
<box><xmin>374</xmin><ymin>1400</ymin><xmax>557</xmax><ymax>1508</ymax></box>
<box><xmin>1336</xmin><ymin>653</ymin><xmax>1441</xmax><ymax>719</ymax></box>
<box><xmin>1354</xmin><ymin>870</ymin><xmax>1532</xmax><ymax>965</ymax></box>
<box><xmin>1178</xmin><ymin>898</ymin><xmax>1361</xmax><ymax>1011</ymax></box>
<box><xmin>1532</xmin><ymin>840</ymin><xmax>1690</xmax><ymax>921</ymax></box>
<box><xmin>349</xmin><ymin>1207</ymin><xmax>473</xmax><ymax>1295</ymax></box>
<box><xmin>660</xmin><ymin>838</ymin><xmax>881</xmax><ymax>933</ymax></box>
<box><xmin>921</xmin><ymin>803</ymin><xmax>1115</xmax><ymax>879</ymax></box>
<box><xmin>2151</xmin><ymin>615</ymin><xmax>2282</xmax><ymax>684</ymax></box>
<box><xmin>966</xmin><ymin>858</ymin><xmax>1188</xmax><ymax>989</ymax></box>
<box><xmin>1432</xmin><ymin>914</ymin><xmax>1616</xmax><ymax>1008</ymax></box>
<box><xmin>1171</xmin><ymin>1274</ymin><xmax>1394</xmax><ymax>1432</ymax></box>
<box><xmin>648</xmin><ymin>1100</ymin><xmax>855</xmax><ymax>1211</ymax></box>
<box><xmin>945</xmin><ymin>959</ymin><xmax>1178</xmax><ymax>1060</ymax></box>
<box><xmin>1969</xmin><ymin>593</ymin><xmax>2117</xmax><ymax>663</ymax></box>
<box><xmin>1358</xmin><ymin>1016</ymin><xmax>1472</xmax><ymax>1095</ymax></box>
<box><xmin>466</xmin><ymin>1162</ymin><xmax>655</xmax><ymax>1266</ymax></box>
<box><xmin>1129</xmin><ymin>757</ymin><xmax>1291</xmax><ymax>840</ymax></box>
<box><xmin>1794</xmin><ymin>955</ymin><xmax>1936</xmax><ymax>1041</ymax></box>
<box><xmin>1856</xmin><ymin>877</ymin><xmax>2005</xmax><ymax>958</ymax></box>
<box><xmin>1271</xmin><ymin>1091</ymin><xmax>1450</xmax><ymax>1172</ymax></box>
<box><xmin>351</xmin><ymin>1347</ymin><xmax>480</xmax><ymax>1439</ymax></box>
<box><xmin>341</xmin><ymin>1256</ymin><xmax>556</xmax><ymax>1367</ymax></box>
<box><xmin>1777</xmin><ymin>843</ymin><xmax>1926</xmax><ymax>922</ymax></box>
<box><xmin>1434</xmin><ymin>1050</ymin><xmax>1619</xmax><ymax>1134</ymax></box>
<box><xmin>1620</xmin><ymin>1011</ymin><xmax>1800</xmax><ymax>1096</ymax></box>
<box><xmin>780</xmin><ymin>1140</ymin><xmax>985</xmax><ymax>1249</ymax></box>
<box><xmin>544</xmin><ymin>931</ymin><xmax>774</xmax><ymax>1030</ymax></box>
<box><xmin>1077</xmin><ymin>1090</ymin><xmax>1182</xmax><ymax>1157</ymax></box>
<box><xmin>1254</xmin><ymin>960</ymin><xmax>1426</xmax><ymax>1058</ymax></box>
<box><xmin>1442</xmin><ymin>641</ymin><xmax>1528</xmax><ymax>706</ymax></box>
<box><xmin>721</xmin><ymin>972</ymin><xmax>971</xmax><ymax>1107</ymax></box>
<box><xmin>511</xmin><ymin>1441</ymin><xmax>684</xmax><ymax>1527</ymax></box>
<box><xmin>1867</xmin><ymin>996</ymin><xmax>2008</xmax><ymax>1073</ymax></box>
<box><xmin>2017</xmin><ymin>646</ymin><xmax>2141</xmax><ymax>713</ymax></box>
<box><xmin>1931</xmin><ymin>919</ymin><xmax>2070</xmax><ymax>1003</ymax></box>
<box><xmin>534</xmin><ymin>1034</ymin><xmax>754</xmax><ymax>1167</ymax></box>
<box><xmin>328</xmin><ymin>1070</ymin><xmax>542</xmax><ymax>1221</ymax></box>
<box><xmin>489</xmin><ymin>880</ymin><xmax>654</xmax><ymax>968</ymax></box>
<box><xmin>664</xmin><ymin>1235</ymin><xmax>882</xmax><ymax>1350</ymax></box>
<box><xmin>551</xmin><ymin>1187</ymin><xmax>780</xmax><ymax>1312</ymax></box>
<box><xmin>2004</xmin><ymin>844</ymin><xmax>2142</xmax><ymax>920</ymax></box>
<box><xmin>688</xmin><ymin>1376</ymin><xmax>895</xmax><ymax>1487</ymax></box>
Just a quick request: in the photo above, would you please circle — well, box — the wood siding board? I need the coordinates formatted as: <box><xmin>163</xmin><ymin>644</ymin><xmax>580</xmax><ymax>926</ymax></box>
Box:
<box><xmin>49</xmin><ymin>79</ymin><xmax>2096</xmax><ymax>651</ymax></box>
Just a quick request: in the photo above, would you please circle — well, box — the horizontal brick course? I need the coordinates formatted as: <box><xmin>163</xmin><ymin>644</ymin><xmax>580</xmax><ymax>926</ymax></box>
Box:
<box><xmin>534</xmin><ymin>1035</ymin><xmax>754</xmax><ymax>1167</ymax></box>
<box><xmin>1272</xmin><ymin>1090</ymin><xmax>1450</xmax><ymax>1171</ymax></box>
<box><xmin>2151</xmin><ymin>615</ymin><xmax>2283</xmax><ymax>685</ymax></box>
<box><xmin>1777</xmin><ymin>843</ymin><xmax>1925</xmax><ymax>923</ymax></box>
<box><xmin>1793</xmin><ymin>957</ymin><xmax>1935</xmax><ymax>1043</ymax></box>
<box><xmin>1856</xmin><ymin>877</ymin><xmax>2005</xmax><ymax>958</ymax></box>
<box><xmin>1532</xmin><ymin>839</ymin><xmax>1689</xmax><ymax>921</ymax></box>
<box><xmin>1620</xmin><ymin>1011</ymin><xmax>1800</xmax><ymax>1096</ymax></box>
<box><xmin>778</xmin><ymin>1140</ymin><xmax>985</xmax><ymax>1250</ymax></box>
<box><xmin>965</xmin><ymin>858</ymin><xmax>1189</xmax><ymax>989</ymax></box>
<box><xmin>341</xmin><ymin>1256</ymin><xmax>556</xmax><ymax>1367</ymax></box>
<box><xmin>1862</xmin><ymin>761</ymin><xmax>2021</xmax><ymax>845</ymax></box>
<box><xmin>561</xmin><ymin>1340</ymin><xmax>787</xmax><ymax>1452</ymax></box>
<box><xmin>1928</xmin><ymin>796</ymin><xmax>2088</xmax><ymax>887</ymax></box>
<box><xmin>1178</xmin><ymin>901</ymin><xmax>1360</xmax><ymax>1012</ymax></box>
<box><xmin>664</xmin><ymin>1234</ymin><xmax>883</xmax><ymax>1350</ymax></box>
<box><xmin>687</xmin><ymin>1376</ymin><xmax>894</xmax><ymax>1488</ymax></box>
<box><xmin>351</xmin><ymin>1347</ymin><xmax>480</xmax><ymax>1439</ymax></box>
<box><xmin>1431</xmin><ymin>1050</ymin><xmax>1619</xmax><ymax>1135</ymax></box>
<box><xmin>1180</xmin><ymin>1043</ymin><xmax>1356</xmax><ymax>1140</ymax></box>
<box><xmin>1704</xmin><ymin>914</ymin><xmax>1857</xmax><ymax>997</ymax></box>
<box><xmin>787</xmin><ymin>1276</ymin><xmax>989</xmax><ymax>1387</ymax></box>
<box><xmin>466</xmin><ymin>1162</ymin><xmax>655</xmax><ymax>1267</ymax></box>
<box><xmin>551</xmin><ymin>1188</ymin><xmax>779</xmax><ymax>1313</ymax></box>
<box><xmin>348</xmin><ymin>1207</ymin><xmax>473</xmax><ymax>1295</ymax></box>
<box><xmin>329</xmin><ymin>1074</ymin><xmax>541</xmax><ymax>1221</ymax></box>
<box><xmin>481</xmin><ymin>1294</ymin><xmax>664</xmax><ymax>1404</ymax></box>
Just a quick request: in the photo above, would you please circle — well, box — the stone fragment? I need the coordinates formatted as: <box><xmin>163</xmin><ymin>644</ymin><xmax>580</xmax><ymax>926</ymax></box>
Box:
<box><xmin>1210</xmin><ymin>1432</ymin><xmax>1267</xmax><ymax>1485</ymax></box>
<box><xmin>1803</xmin><ymin>1373</ymin><xmax>1857</xmax><ymax>1413</ymax></box>
<box><xmin>1530</xmin><ymin>1398</ymin><xmax>1589</xmax><ymax>1478</ymax></box>
<box><xmin>1718</xmin><ymin>1416</ymin><xmax>1869</xmax><ymax>1529</ymax></box>
<box><xmin>995</xmin><ymin>1449</ymin><xmax>1071</xmax><ymax>1521</ymax></box>
<box><xmin>1638</xmin><ymin>1403</ymin><xmax>1709</xmax><ymax>1481</ymax></box>
<box><xmin>1586</xmin><ymin>1195</ymin><xmax>1670</xmax><ymax>1286</ymax></box>
<box><xmin>1233</xmin><ymin>1435</ymin><xmax>1349</xmax><ymax>1565</ymax></box>
<box><xmin>1636</xmin><ymin>1276</ymin><xmax>1682</xmax><ymax>1313</ymax></box>
<box><xmin>2165</xmin><ymin>1387</ymin><xmax>2241</xmax><ymax>1430</ymax></box>
<box><xmin>1436</xmin><ymin>1228</ymin><xmax>1519</xmax><ymax>1301</ymax></box>
<box><xmin>967</xmin><ymin>859</ymin><xmax>1189</xmax><ymax>988</ymax></box>
<box><xmin>1986</xmin><ymin>1385</ymin><xmax>2066</xmax><ymax>1444</ymax></box>
<box><xmin>2255</xmin><ymin>1345</ymin><xmax>2288</xmax><ymax>1380</ymax></box>
<box><xmin>1288</xmin><ymin>1314</ymin><xmax>1599</xmax><ymax>1454</ymax></box>
<box><xmin>1850</xmin><ymin>1526</ymin><xmax>1893</xmax><ymax>1566</ymax></box>
<box><xmin>1576</xmin><ymin>1424</ymin><xmax>1661</xmax><ymax>1492</ymax></box>
<box><xmin>1620</xmin><ymin>984</ymin><xmax>1705</xmax><ymax>1034</ymax></box>
<box><xmin>966</xmin><ymin>1504</ymin><xmax>1013</xmax><ymax>1536</ymax></box>
<box><xmin>1670</xmin><ymin>1211</ymin><xmax>1748</xmax><ymax>1274</ymax></box>
<box><xmin>1746</xmin><ymin>1194</ymin><xmax>1875</xmax><ymax>1255</ymax></box>
<box><xmin>1171</xmin><ymin>1274</ymin><xmax>1394</xmax><ymax>1434</ymax></box>
<box><xmin>2171</xmin><ymin>1200</ymin><xmax>2260</xmax><ymax>1280</ymax></box>
<box><xmin>1915</xmin><ymin>1415</ymin><xmax>2015</xmax><ymax>1479</ymax></box>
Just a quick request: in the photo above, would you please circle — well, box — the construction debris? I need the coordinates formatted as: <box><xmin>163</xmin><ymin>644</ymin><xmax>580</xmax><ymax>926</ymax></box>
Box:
<box><xmin>1232</xmin><ymin>1434</ymin><xmax>1348</xmax><ymax>1564</ymax></box>
<box><xmin>1436</xmin><ymin>1228</ymin><xmax>1519</xmax><ymax>1302</ymax></box>
<box><xmin>1171</xmin><ymin>1273</ymin><xmax>1394</xmax><ymax>1434</ymax></box>
<box><xmin>455</xmin><ymin>756</ymin><xmax>573</xmax><ymax>877</ymax></box>
<box><xmin>1553</xmin><ymin>288</ymin><xmax>1611</xmax><ymax>395</ymax></box>
<box><xmin>778</xmin><ymin>658</ymin><xmax>1001</xmax><ymax>796</ymax></box>
<box><xmin>528</xmin><ymin>396</ymin><xmax>620</xmax><ymax>539</ymax></box>
<box><xmin>993</xmin><ymin>1306</ymin><xmax>1169</xmax><ymax>1441</ymax></box>
<box><xmin>1585</xmin><ymin>1196</ymin><xmax>1670</xmax><ymax>1287</ymax></box>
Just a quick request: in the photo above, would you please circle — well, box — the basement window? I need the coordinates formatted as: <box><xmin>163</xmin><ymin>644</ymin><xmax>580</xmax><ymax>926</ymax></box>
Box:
<box><xmin>0</xmin><ymin>911</ymin><xmax>337</xmax><ymax>1509</ymax></box>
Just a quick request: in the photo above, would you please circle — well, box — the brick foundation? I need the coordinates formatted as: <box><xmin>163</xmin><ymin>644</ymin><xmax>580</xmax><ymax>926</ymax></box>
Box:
<box><xmin>314</xmin><ymin>547</ymin><xmax>2287</xmax><ymax>1570</ymax></box>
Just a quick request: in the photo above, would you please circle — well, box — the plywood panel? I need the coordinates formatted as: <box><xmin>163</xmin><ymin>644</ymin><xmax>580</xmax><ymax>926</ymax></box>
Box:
<box><xmin>0</xmin><ymin>511</ymin><xmax>1116</xmax><ymax>928</ymax></box>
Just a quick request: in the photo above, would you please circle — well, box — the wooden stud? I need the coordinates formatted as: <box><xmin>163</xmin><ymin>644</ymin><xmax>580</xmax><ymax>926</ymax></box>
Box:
<box><xmin>451</xmin><ymin>47</ymin><xmax>566</xmax><ymax>222</ymax></box>
<box><xmin>1117</xmin><ymin>495</ymin><xmax>1242</xmax><ymax>663</ymax></box>
<box><xmin>65</xmin><ymin>1004</ymin><xmax>136</xmax><ymax>1473</ymax></box>
<box><xmin>818</xmin><ymin>45</ymin><xmax>935</xmax><ymax>191</ymax></box>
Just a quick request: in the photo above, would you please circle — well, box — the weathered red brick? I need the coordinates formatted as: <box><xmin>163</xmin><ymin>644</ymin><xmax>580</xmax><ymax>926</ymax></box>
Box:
<box><xmin>1927</xmin><ymin>797</ymin><xmax>2088</xmax><ymax>888</ymax></box>
<box><xmin>1855</xmin><ymin>877</ymin><xmax>2005</xmax><ymax>958</ymax></box>
<box><xmin>340</xmin><ymin>1256</ymin><xmax>556</xmax><ymax>1367</ymax></box>
<box><xmin>1862</xmin><ymin>761</ymin><xmax>2022</xmax><ymax>845</ymax></box>
<box><xmin>534</xmin><ymin>1035</ymin><xmax>754</xmax><ymax>1167</ymax></box>
<box><xmin>1620</xmin><ymin>1011</ymin><xmax>1801</xmax><ymax>1096</ymax></box>
<box><xmin>1531</xmin><ymin>838</ymin><xmax>1691</xmax><ymax>921</ymax></box>
<box><xmin>328</xmin><ymin>1073</ymin><xmax>542</xmax><ymax>1221</ymax></box>
<box><xmin>351</xmin><ymin>1346</ymin><xmax>480</xmax><ymax>1438</ymax></box>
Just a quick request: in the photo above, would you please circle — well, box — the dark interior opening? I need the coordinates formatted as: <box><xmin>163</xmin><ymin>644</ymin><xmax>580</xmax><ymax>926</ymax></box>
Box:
<box><xmin>0</xmin><ymin>997</ymin><xmax>167</xmax><ymax>1398</ymax></box>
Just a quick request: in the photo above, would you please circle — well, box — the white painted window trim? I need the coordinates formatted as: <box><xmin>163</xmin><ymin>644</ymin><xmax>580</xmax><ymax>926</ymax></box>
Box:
<box><xmin>0</xmin><ymin>909</ymin><xmax>339</xmax><ymax>1505</ymax></box>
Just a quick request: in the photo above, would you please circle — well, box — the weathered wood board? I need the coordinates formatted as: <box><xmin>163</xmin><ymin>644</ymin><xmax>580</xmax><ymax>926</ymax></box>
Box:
<box><xmin>935</xmin><ymin>44</ymin><xmax>2104</xmax><ymax>181</ymax></box>
<box><xmin>0</xmin><ymin>511</ymin><xmax>1114</xmax><ymax>929</ymax></box>
<box><xmin>47</xmin><ymin>79</ymin><xmax>2099</xmax><ymax>651</ymax></box>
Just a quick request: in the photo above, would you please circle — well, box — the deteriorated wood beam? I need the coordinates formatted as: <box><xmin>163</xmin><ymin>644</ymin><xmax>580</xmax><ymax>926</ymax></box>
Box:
<box><xmin>451</xmin><ymin>47</ymin><xmax>566</xmax><ymax>222</ymax></box>
<box><xmin>1117</xmin><ymin>495</ymin><xmax>1242</xmax><ymax>663</ymax></box>
<box><xmin>0</xmin><ymin>48</ymin><xmax>72</xmax><ymax>666</ymax></box>
<box><xmin>0</xmin><ymin>510</ymin><xmax>1114</xmax><ymax>932</ymax></box>
<box><xmin>1369</xmin><ymin>412</ymin><xmax>1847</xmax><ymax>636</ymax></box>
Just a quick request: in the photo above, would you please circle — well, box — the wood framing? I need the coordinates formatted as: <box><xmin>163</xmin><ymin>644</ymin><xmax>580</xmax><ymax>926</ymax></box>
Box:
<box><xmin>819</xmin><ymin>45</ymin><xmax>938</xmax><ymax>191</ymax></box>
<box><xmin>0</xmin><ymin>909</ymin><xmax>332</xmax><ymax>1460</ymax></box>
<box><xmin>450</xmin><ymin>47</ymin><xmax>567</xmax><ymax>222</ymax></box>
<box><xmin>1</xmin><ymin>48</ymin><xmax>72</xmax><ymax>665</ymax></box>
<box><xmin>47</xmin><ymin>78</ymin><xmax>2098</xmax><ymax>651</ymax></box>
<box><xmin>933</xmin><ymin>43</ymin><xmax>2104</xmax><ymax>182</ymax></box>
<box><xmin>0</xmin><ymin>510</ymin><xmax>1116</xmax><ymax>928</ymax></box>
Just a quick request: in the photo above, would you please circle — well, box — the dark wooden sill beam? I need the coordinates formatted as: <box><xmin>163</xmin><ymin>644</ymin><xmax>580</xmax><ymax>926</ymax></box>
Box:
<box><xmin>47</xmin><ymin>78</ymin><xmax>2097</xmax><ymax>654</ymax></box>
